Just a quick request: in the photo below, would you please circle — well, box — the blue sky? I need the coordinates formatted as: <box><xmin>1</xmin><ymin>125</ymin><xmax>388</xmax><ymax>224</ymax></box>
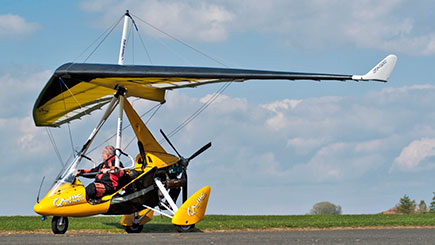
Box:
<box><xmin>2</xmin><ymin>0</ymin><xmax>435</xmax><ymax>216</ymax></box>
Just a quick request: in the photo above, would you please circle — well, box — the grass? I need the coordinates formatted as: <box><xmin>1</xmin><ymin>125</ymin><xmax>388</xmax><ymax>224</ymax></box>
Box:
<box><xmin>1</xmin><ymin>214</ymin><xmax>435</xmax><ymax>233</ymax></box>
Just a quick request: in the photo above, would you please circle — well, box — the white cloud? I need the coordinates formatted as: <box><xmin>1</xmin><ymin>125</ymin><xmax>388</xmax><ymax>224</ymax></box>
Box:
<box><xmin>0</xmin><ymin>67</ymin><xmax>57</xmax><ymax>173</ymax></box>
<box><xmin>287</xmin><ymin>137</ymin><xmax>325</xmax><ymax>154</ymax></box>
<box><xmin>261</xmin><ymin>99</ymin><xmax>301</xmax><ymax>113</ymax></box>
<box><xmin>227</xmin><ymin>0</ymin><xmax>435</xmax><ymax>55</ymax></box>
<box><xmin>393</xmin><ymin>138</ymin><xmax>435</xmax><ymax>172</ymax></box>
<box><xmin>78</xmin><ymin>0</ymin><xmax>435</xmax><ymax>54</ymax></box>
<box><xmin>200</xmin><ymin>94</ymin><xmax>248</xmax><ymax>114</ymax></box>
<box><xmin>80</xmin><ymin>0</ymin><xmax>233</xmax><ymax>42</ymax></box>
<box><xmin>0</xmin><ymin>68</ymin><xmax>51</xmax><ymax>117</ymax></box>
<box><xmin>0</xmin><ymin>14</ymin><xmax>41</xmax><ymax>37</ymax></box>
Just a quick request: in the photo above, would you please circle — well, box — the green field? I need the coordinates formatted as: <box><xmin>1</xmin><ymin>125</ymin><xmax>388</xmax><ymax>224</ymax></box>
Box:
<box><xmin>2</xmin><ymin>214</ymin><xmax>435</xmax><ymax>233</ymax></box>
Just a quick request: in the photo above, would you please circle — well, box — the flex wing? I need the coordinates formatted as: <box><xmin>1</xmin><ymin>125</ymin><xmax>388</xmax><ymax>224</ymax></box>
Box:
<box><xmin>33</xmin><ymin>55</ymin><xmax>397</xmax><ymax>127</ymax></box>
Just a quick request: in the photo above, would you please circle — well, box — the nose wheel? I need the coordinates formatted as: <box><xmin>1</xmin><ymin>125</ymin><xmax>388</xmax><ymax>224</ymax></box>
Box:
<box><xmin>175</xmin><ymin>224</ymin><xmax>195</xmax><ymax>232</ymax></box>
<box><xmin>52</xmin><ymin>216</ymin><xmax>69</xmax><ymax>234</ymax></box>
<box><xmin>125</xmin><ymin>224</ymin><xmax>143</xmax><ymax>233</ymax></box>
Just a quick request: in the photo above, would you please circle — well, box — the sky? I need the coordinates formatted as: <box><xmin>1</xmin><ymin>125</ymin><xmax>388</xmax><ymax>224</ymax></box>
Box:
<box><xmin>2</xmin><ymin>0</ymin><xmax>435</xmax><ymax>216</ymax></box>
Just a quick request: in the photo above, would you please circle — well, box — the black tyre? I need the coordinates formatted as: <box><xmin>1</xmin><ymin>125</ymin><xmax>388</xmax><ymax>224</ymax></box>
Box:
<box><xmin>51</xmin><ymin>216</ymin><xmax>68</xmax><ymax>234</ymax></box>
<box><xmin>175</xmin><ymin>224</ymin><xmax>195</xmax><ymax>232</ymax></box>
<box><xmin>125</xmin><ymin>224</ymin><xmax>143</xmax><ymax>233</ymax></box>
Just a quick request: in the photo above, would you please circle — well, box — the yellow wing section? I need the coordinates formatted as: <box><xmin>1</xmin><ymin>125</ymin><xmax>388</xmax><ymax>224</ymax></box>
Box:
<box><xmin>34</xmin><ymin>82</ymin><xmax>115</xmax><ymax>127</ymax></box>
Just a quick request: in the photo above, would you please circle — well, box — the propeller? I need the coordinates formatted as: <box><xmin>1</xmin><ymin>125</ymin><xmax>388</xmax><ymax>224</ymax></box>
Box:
<box><xmin>160</xmin><ymin>129</ymin><xmax>211</xmax><ymax>202</ymax></box>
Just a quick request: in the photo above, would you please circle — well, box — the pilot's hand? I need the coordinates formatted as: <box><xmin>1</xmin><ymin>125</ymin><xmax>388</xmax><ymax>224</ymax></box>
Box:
<box><xmin>74</xmin><ymin>170</ymin><xmax>81</xmax><ymax>176</ymax></box>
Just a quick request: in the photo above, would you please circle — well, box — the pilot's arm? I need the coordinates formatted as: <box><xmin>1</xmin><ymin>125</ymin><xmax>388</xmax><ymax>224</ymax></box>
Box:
<box><xmin>75</xmin><ymin>163</ymin><xmax>102</xmax><ymax>178</ymax></box>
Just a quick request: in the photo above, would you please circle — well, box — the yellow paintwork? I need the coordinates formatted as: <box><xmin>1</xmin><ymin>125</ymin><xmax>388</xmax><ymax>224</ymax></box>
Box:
<box><xmin>120</xmin><ymin>208</ymin><xmax>154</xmax><ymax>226</ymax></box>
<box><xmin>33</xmin><ymin>166</ymin><xmax>157</xmax><ymax>217</ymax></box>
<box><xmin>33</xmin><ymin>178</ymin><xmax>110</xmax><ymax>217</ymax></box>
<box><xmin>172</xmin><ymin>186</ymin><xmax>211</xmax><ymax>226</ymax></box>
<box><xmin>146</xmin><ymin>152</ymin><xmax>179</xmax><ymax>169</ymax></box>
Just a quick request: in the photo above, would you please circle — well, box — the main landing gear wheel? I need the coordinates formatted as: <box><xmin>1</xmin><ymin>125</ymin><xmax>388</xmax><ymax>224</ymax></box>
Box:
<box><xmin>175</xmin><ymin>224</ymin><xmax>195</xmax><ymax>232</ymax></box>
<box><xmin>125</xmin><ymin>224</ymin><xmax>143</xmax><ymax>233</ymax></box>
<box><xmin>51</xmin><ymin>216</ymin><xmax>69</xmax><ymax>234</ymax></box>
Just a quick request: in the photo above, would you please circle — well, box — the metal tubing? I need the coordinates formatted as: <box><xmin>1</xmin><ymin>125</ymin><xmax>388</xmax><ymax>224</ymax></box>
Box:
<box><xmin>118</xmin><ymin>11</ymin><xmax>129</xmax><ymax>65</ymax></box>
<box><xmin>115</xmin><ymin>95</ymin><xmax>124</xmax><ymax>167</ymax></box>
<box><xmin>142</xmin><ymin>205</ymin><xmax>173</xmax><ymax>219</ymax></box>
<box><xmin>155</xmin><ymin>179</ymin><xmax>179</xmax><ymax>213</ymax></box>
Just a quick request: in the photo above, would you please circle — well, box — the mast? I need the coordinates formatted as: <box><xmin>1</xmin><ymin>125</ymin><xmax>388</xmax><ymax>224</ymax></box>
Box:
<box><xmin>115</xmin><ymin>10</ymin><xmax>130</xmax><ymax>167</ymax></box>
<box><xmin>118</xmin><ymin>10</ymin><xmax>130</xmax><ymax>65</ymax></box>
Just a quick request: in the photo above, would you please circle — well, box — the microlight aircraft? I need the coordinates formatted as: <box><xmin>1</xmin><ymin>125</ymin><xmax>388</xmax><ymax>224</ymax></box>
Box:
<box><xmin>33</xmin><ymin>11</ymin><xmax>397</xmax><ymax>234</ymax></box>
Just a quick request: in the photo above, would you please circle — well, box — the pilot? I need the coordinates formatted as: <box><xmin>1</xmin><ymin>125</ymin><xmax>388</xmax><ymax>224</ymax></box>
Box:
<box><xmin>75</xmin><ymin>145</ymin><xmax>125</xmax><ymax>200</ymax></box>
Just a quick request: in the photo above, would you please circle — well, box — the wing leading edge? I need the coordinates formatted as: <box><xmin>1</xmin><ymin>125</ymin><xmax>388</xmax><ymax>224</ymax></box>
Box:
<box><xmin>33</xmin><ymin>54</ymin><xmax>397</xmax><ymax>127</ymax></box>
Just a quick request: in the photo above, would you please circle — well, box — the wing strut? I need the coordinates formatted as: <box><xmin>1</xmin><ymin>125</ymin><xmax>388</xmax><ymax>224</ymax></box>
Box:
<box><xmin>114</xmin><ymin>88</ymin><xmax>126</xmax><ymax>168</ymax></box>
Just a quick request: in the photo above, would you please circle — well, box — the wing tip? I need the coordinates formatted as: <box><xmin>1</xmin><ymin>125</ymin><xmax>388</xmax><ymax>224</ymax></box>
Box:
<box><xmin>352</xmin><ymin>54</ymin><xmax>397</xmax><ymax>82</ymax></box>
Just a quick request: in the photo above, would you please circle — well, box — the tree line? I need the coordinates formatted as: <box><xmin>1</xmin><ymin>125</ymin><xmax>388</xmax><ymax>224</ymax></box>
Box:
<box><xmin>391</xmin><ymin>193</ymin><xmax>435</xmax><ymax>214</ymax></box>
<box><xmin>308</xmin><ymin>193</ymin><xmax>435</xmax><ymax>215</ymax></box>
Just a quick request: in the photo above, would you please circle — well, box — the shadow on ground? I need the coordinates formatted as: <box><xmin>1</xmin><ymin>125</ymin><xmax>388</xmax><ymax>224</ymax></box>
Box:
<box><xmin>102</xmin><ymin>222</ymin><xmax>203</xmax><ymax>233</ymax></box>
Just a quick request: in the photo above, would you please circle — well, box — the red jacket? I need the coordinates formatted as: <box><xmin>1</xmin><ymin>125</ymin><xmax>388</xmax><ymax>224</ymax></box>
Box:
<box><xmin>79</xmin><ymin>155</ymin><xmax>125</xmax><ymax>190</ymax></box>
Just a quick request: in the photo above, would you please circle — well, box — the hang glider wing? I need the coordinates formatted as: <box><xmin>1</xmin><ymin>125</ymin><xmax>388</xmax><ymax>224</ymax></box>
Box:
<box><xmin>33</xmin><ymin>54</ymin><xmax>397</xmax><ymax>127</ymax></box>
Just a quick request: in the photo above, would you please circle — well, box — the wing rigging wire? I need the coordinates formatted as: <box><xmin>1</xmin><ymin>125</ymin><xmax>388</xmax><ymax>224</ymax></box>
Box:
<box><xmin>87</xmin><ymin>102</ymin><xmax>163</xmax><ymax>154</ymax></box>
<box><xmin>45</xmin><ymin>128</ymin><xmax>64</xmax><ymax>167</ymax></box>
<box><xmin>125</xmin><ymin>102</ymin><xmax>163</xmax><ymax>149</ymax></box>
<box><xmin>159</xmin><ymin>81</ymin><xmax>232</xmax><ymax>143</ymax></box>
<box><xmin>131</xmin><ymin>13</ymin><xmax>228</xmax><ymax>67</ymax></box>
<box><xmin>82</xmin><ymin>16</ymin><xmax>124</xmax><ymax>63</ymax></box>
<box><xmin>136</xmin><ymin>25</ymin><xmax>153</xmax><ymax>64</ymax></box>
<box><xmin>130</xmin><ymin>23</ymin><xmax>135</xmax><ymax>64</ymax></box>
<box><xmin>68</xmin><ymin>15</ymin><xmax>124</xmax><ymax>65</ymax></box>
<box><xmin>59</xmin><ymin>78</ymin><xmax>76</xmax><ymax>155</ymax></box>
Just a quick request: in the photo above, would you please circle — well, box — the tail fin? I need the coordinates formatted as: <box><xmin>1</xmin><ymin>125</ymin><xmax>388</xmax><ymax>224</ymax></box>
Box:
<box><xmin>352</xmin><ymin>54</ymin><xmax>397</xmax><ymax>82</ymax></box>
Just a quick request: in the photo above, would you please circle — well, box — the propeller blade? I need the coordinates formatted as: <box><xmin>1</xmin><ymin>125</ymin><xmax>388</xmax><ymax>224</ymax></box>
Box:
<box><xmin>188</xmin><ymin>142</ymin><xmax>212</xmax><ymax>161</ymax></box>
<box><xmin>182</xmin><ymin>170</ymin><xmax>188</xmax><ymax>203</ymax></box>
<box><xmin>160</xmin><ymin>129</ymin><xmax>182</xmax><ymax>158</ymax></box>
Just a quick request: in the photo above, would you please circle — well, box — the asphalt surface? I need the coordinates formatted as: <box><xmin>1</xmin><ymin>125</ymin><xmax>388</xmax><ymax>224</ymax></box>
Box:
<box><xmin>1</xmin><ymin>228</ymin><xmax>435</xmax><ymax>244</ymax></box>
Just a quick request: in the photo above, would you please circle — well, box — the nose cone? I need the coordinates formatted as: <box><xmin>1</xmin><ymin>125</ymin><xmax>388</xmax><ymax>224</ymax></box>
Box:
<box><xmin>33</xmin><ymin>202</ymin><xmax>44</xmax><ymax>215</ymax></box>
<box><xmin>34</xmin><ymin>199</ymin><xmax>51</xmax><ymax>216</ymax></box>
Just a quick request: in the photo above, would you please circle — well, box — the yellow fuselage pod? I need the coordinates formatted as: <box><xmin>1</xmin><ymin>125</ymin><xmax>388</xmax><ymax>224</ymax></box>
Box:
<box><xmin>172</xmin><ymin>186</ymin><xmax>211</xmax><ymax>226</ymax></box>
<box><xmin>33</xmin><ymin>179</ymin><xmax>110</xmax><ymax>217</ymax></box>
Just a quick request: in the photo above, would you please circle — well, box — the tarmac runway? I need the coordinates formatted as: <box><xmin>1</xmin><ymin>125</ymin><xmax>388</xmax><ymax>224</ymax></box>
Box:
<box><xmin>1</xmin><ymin>228</ymin><xmax>435</xmax><ymax>244</ymax></box>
